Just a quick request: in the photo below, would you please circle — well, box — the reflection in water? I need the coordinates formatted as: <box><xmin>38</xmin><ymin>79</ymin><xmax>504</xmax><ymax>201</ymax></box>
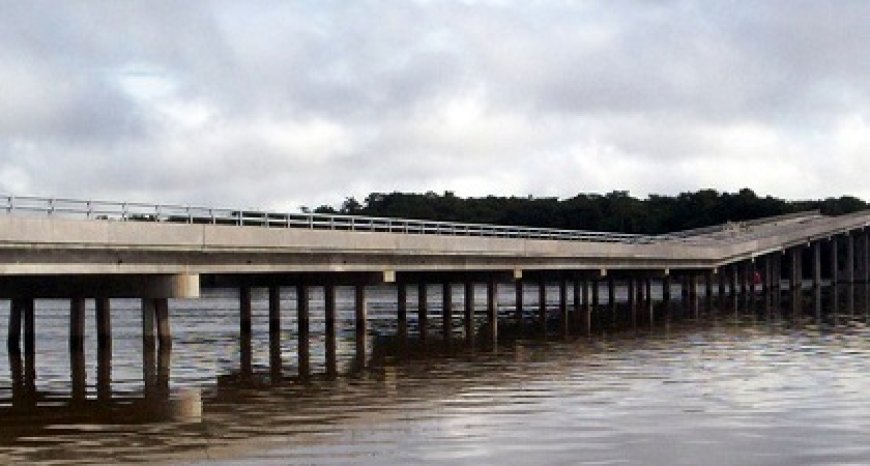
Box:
<box><xmin>2</xmin><ymin>285</ymin><xmax>870</xmax><ymax>464</ymax></box>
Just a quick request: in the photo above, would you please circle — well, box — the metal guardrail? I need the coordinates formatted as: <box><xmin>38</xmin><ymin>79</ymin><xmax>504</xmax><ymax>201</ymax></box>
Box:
<box><xmin>0</xmin><ymin>194</ymin><xmax>657</xmax><ymax>244</ymax></box>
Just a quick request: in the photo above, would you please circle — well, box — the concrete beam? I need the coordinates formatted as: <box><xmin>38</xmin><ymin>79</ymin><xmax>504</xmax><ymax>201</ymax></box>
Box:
<box><xmin>0</xmin><ymin>274</ymin><xmax>199</xmax><ymax>299</ymax></box>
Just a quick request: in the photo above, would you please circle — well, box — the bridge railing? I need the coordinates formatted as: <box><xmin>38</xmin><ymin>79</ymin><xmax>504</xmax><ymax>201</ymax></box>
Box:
<box><xmin>4</xmin><ymin>194</ymin><xmax>858</xmax><ymax>246</ymax></box>
<box><xmin>1</xmin><ymin>194</ymin><xmax>660</xmax><ymax>244</ymax></box>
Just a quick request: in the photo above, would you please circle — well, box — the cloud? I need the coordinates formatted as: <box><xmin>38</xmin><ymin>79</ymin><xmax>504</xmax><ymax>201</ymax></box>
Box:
<box><xmin>0</xmin><ymin>1</ymin><xmax>868</xmax><ymax>211</ymax></box>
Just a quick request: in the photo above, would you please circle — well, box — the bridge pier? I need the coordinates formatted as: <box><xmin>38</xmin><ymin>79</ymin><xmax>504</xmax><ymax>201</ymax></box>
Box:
<box><xmin>515</xmin><ymin>280</ymin><xmax>524</xmax><ymax>324</ymax></box>
<box><xmin>591</xmin><ymin>277</ymin><xmax>600</xmax><ymax>329</ymax></box>
<box><xmin>70</xmin><ymin>298</ymin><xmax>85</xmax><ymax>354</ymax></box>
<box><xmin>96</xmin><ymin>298</ymin><xmax>111</xmax><ymax>350</ymax></box>
<box><xmin>607</xmin><ymin>277</ymin><xmax>616</xmax><ymax>326</ymax></box>
<box><xmin>355</xmin><ymin>284</ymin><xmax>367</xmax><ymax>367</ymax></box>
<box><xmin>320</xmin><ymin>285</ymin><xmax>336</xmax><ymax>377</ymax></box>
<box><xmin>847</xmin><ymin>233</ymin><xmax>856</xmax><ymax>284</ymax></box>
<box><xmin>397</xmin><ymin>283</ymin><xmax>408</xmax><ymax>338</ymax></box>
<box><xmin>239</xmin><ymin>286</ymin><xmax>252</xmax><ymax>338</ymax></box>
<box><xmin>8</xmin><ymin>298</ymin><xmax>22</xmax><ymax>352</ymax></box>
<box><xmin>537</xmin><ymin>279</ymin><xmax>546</xmax><ymax>330</ymax></box>
<box><xmin>582</xmin><ymin>278</ymin><xmax>591</xmax><ymax>334</ymax></box>
<box><xmin>324</xmin><ymin>285</ymin><xmax>337</xmax><ymax>377</ymax></box>
<box><xmin>268</xmin><ymin>286</ymin><xmax>281</xmax><ymax>373</ymax></box>
<box><xmin>464</xmin><ymin>281</ymin><xmax>474</xmax><ymax>344</ymax></box>
<box><xmin>559</xmin><ymin>279</ymin><xmax>568</xmax><ymax>336</ymax></box>
<box><xmin>861</xmin><ymin>231</ymin><xmax>870</xmax><ymax>283</ymax></box>
<box><xmin>662</xmin><ymin>274</ymin><xmax>671</xmax><ymax>304</ymax></box>
<box><xmin>297</xmin><ymin>285</ymin><xmax>310</xmax><ymax>379</ymax></box>
<box><xmin>95</xmin><ymin>297</ymin><xmax>112</xmax><ymax>399</ymax></box>
<box><xmin>442</xmin><ymin>282</ymin><xmax>453</xmax><ymax>339</ymax></box>
<box><xmin>418</xmin><ymin>284</ymin><xmax>428</xmax><ymax>342</ymax></box>
<box><xmin>572</xmin><ymin>277</ymin><xmax>584</xmax><ymax>334</ymax></box>
<box><xmin>142</xmin><ymin>298</ymin><xmax>157</xmax><ymax>392</ymax></box>
<box><xmin>155</xmin><ymin>298</ymin><xmax>171</xmax><ymax>349</ymax></box>
<box><xmin>486</xmin><ymin>279</ymin><xmax>498</xmax><ymax>344</ymax></box>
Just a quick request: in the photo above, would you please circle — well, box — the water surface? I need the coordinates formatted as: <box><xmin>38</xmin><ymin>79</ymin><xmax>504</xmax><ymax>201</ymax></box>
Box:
<box><xmin>1</xmin><ymin>285</ymin><xmax>869</xmax><ymax>465</ymax></box>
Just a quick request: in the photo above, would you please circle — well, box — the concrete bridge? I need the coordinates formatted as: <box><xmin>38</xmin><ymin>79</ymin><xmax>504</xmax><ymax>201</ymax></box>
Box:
<box><xmin>3</xmin><ymin>195</ymin><xmax>870</xmax><ymax>395</ymax></box>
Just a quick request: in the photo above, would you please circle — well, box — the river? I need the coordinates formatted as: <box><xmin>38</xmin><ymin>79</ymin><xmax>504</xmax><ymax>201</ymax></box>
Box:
<box><xmin>1</xmin><ymin>285</ymin><xmax>869</xmax><ymax>465</ymax></box>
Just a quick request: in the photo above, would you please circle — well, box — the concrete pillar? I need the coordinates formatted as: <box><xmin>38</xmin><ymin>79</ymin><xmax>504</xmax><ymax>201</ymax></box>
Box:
<box><xmin>7</xmin><ymin>299</ymin><xmax>22</xmax><ymax>352</ymax></box>
<box><xmin>355</xmin><ymin>285</ymin><xmax>367</xmax><ymax>335</ymax></box>
<box><xmin>629</xmin><ymin>278</ymin><xmax>638</xmax><ymax>328</ymax></box>
<box><xmin>582</xmin><ymin>279</ymin><xmax>590</xmax><ymax>309</ymax></box>
<box><xmin>268</xmin><ymin>286</ymin><xmax>281</xmax><ymax>378</ymax></box>
<box><xmin>154</xmin><ymin>298</ymin><xmax>171</xmax><ymax>348</ymax></box>
<box><xmin>71</xmin><ymin>341</ymin><xmax>86</xmax><ymax>402</ymax></box>
<box><xmin>239</xmin><ymin>286</ymin><xmax>252</xmax><ymax>337</ymax></box>
<box><xmin>591</xmin><ymin>277</ymin><xmax>600</xmax><ymax>324</ymax></box>
<box><xmin>607</xmin><ymin>277</ymin><xmax>615</xmax><ymax>307</ymax></box>
<box><xmin>704</xmin><ymin>271</ymin><xmax>713</xmax><ymax>299</ymax></box>
<box><xmin>688</xmin><ymin>274</ymin><xmax>697</xmax><ymax>301</ymax></box>
<box><xmin>831</xmin><ymin>236</ymin><xmax>839</xmax><ymax>285</ymax></box>
<box><xmin>397</xmin><ymin>283</ymin><xmax>408</xmax><ymax>335</ymax></box>
<box><xmin>538</xmin><ymin>279</ymin><xmax>547</xmax><ymax>327</ymax></box>
<box><xmin>813</xmin><ymin>241</ymin><xmax>822</xmax><ymax>288</ymax></box>
<box><xmin>142</xmin><ymin>298</ymin><xmax>157</xmax><ymax>391</ymax></box>
<box><xmin>582</xmin><ymin>279</ymin><xmax>591</xmax><ymax>335</ymax></box>
<box><xmin>559</xmin><ymin>279</ymin><xmax>568</xmax><ymax>334</ymax></box>
<box><xmin>847</xmin><ymin>233</ymin><xmax>856</xmax><ymax>284</ymax></box>
<box><xmin>515</xmin><ymin>280</ymin><xmax>524</xmax><ymax>323</ymax></box>
<box><xmin>729</xmin><ymin>264</ymin><xmax>740</xmax><ymax>298</ymax></box>
<box><xmin>662</xmin><ymin>275</ymin><xmax>671</xmax><ymax>303</ymax></box>
<box><xmin>645</xmin><ymin>278</ymin><xmax>652</xmax><ymax>304</ymax></box>
<box><xmin>572</xmin><ymin>278</ymin><xmax>582</xmax><ymax>331</ymax></box>
<box><xmin>790</xmin><ymin>248</ymin><xmax>802</xmax><ymax>291</ymax></box>
<box><xmin>21</xmin><ymin>300</ymin><xmax>34</xmax><ymax>395</ymax></box>
<box><xmin>96</xmin><ymin>297</ymin><xmax>111</xmax><ymax>350</ymax></box>
<box><xmin>324</xmin><ymin>285</ymin><xmax>337</xmax><ymax>377</ymax></box>
<box><xmin>441</xmin><ymin>282</ymin><xmax>452</xmax><ymax>338</ymax></box>
<box><xmin>718</xmin><ymin>270</ymin><xmax>726</xmax><ymax>297</ymax></box>
<box><xmin>297</xmin><ymin>285</ymin><xmax>310</xmax><ymax>378</ymax></box>
<box><xmin>95</xmin><ymin>297</ymin><xmax>111</xmax><ymax>399</ymax></box>
<box><xmin>681</xmin><ymin>275</ymin><xmax>689</xmax><ymax>299</ymax></box>
<box><xmin>748</xmin><ymin>261</ymin><xmax>757</xmax><ymax>296</ymax></box>
<box><xmin>354</xmin><ymin>284</ymin><xmax>367</xmax><ymax>365</ymax></box>
<box><xmin>486</xmin><ymin>279</ymin><xmax>498</xmax><ymax>343</ymax></box>
<box><xmin>70</xmin><ymin>298</ymin><xmax>85</xmax><ymax>353</ymax></box>
<box><xmin>268</xmin><ymin>286</ymin><xmax>281</xmax><ymax>338</ymax></box>
<box><xmin>464</xmin><ymin>282</ymin><xmax>474</xmax><ymax>343</ymax></box>
<box><xmin>864</xmin><ymin>231</ymin><xmax>870</xmax><ymax>284</ymax></box>
<box><xmin>417</xmin><ymin>283</ymin><xmax>428</xmax><ymax>340</ymax></box>
<box><xmin>156</xmin><ymin>342</ymin><xmax>171</xmax><ymax>395</ymax></box>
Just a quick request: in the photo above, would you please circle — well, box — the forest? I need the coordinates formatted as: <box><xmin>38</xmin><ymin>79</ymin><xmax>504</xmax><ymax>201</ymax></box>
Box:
<box><xmin>305</xmin><ymin>188</ymin><xmax>868</xmax><ymax>234</ymax></box>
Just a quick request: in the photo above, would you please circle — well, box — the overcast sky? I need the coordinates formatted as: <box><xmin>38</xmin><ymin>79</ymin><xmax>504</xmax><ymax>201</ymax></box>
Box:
<box><xmin>1</xmin><ymin>1</ymin><xmax>868</xmax><ymax>211</ymax></box>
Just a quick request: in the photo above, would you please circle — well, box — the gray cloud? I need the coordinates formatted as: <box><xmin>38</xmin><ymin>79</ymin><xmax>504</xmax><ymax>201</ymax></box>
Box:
<box><xmin>1</xmin><ymin>0</ymin><xmax>868</xmax><ymax>211</ymax></box>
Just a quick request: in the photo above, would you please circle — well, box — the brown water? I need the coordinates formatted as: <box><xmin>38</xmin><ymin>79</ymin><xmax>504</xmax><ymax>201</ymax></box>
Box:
<box><xmin>2</xmin><ymin>285</ymin><xmax>870</xmax><ymax>465</ymax></box>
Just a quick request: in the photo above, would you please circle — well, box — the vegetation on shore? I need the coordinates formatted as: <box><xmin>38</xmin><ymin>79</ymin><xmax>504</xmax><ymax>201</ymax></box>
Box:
<box><xmin>304</xmin><ymin>188</ymin><xmax>867</xmax><ymax>234</ymax></box>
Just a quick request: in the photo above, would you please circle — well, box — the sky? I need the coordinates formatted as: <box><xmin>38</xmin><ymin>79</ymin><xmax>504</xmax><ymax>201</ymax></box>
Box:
<box><xmin>1</xmin><ymin>0</ymin><xmax>869</xmax><ymax>211</ymax></box>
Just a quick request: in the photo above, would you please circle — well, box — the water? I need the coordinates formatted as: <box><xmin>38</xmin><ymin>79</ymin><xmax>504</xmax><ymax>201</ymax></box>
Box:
<box><xmin>2</xmin><ymin>285</ymin><xmax>870</xmax><ymax>465</ymax></box>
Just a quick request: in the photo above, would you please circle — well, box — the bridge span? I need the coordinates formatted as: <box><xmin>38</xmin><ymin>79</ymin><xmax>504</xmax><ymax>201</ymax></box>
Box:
<box><xmin>3</xmin><ymin>195</ymin><xmax>870</xmax><ymax>394</ymax></box>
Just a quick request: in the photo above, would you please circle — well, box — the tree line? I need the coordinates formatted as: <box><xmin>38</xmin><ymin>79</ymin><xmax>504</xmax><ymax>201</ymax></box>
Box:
<box><xmin>304</xmin><ymin>188</ymin><xmax>867</xmax><ymax>234</ymax></box>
